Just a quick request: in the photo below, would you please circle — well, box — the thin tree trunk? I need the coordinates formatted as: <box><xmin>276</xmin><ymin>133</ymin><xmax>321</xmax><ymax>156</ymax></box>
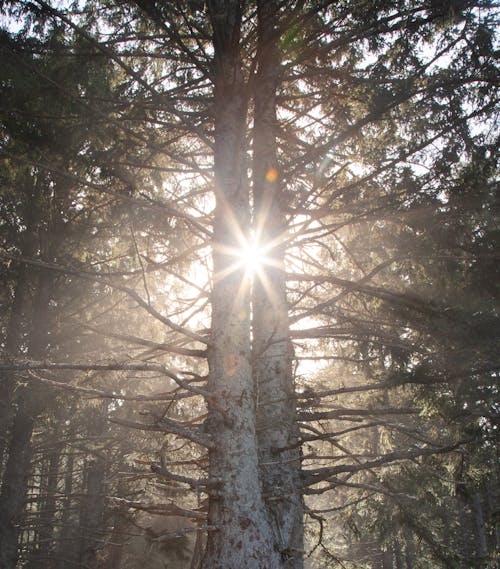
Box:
<box><xmin>98</xmin><ymin>507</ymin><xmax>129</xmax><ymax>569</ymax></box>
<box><xmin>456</xmin><ymin>492</ymin><xmax>472</xmax><ymax>565</ymax></box>
<box><xmin>393</xmin><ymin>538</ymin><xmax>404</xmax><ymax>569</ymax></box>
<box><xmin>0</xmin><ymin>221</ymin><xmax>36</xmax><ymax>471</ymax></box>
<box><xmin>201</xmin><ymin>2</ymin><xmax>281</xmax><ymax>567</ymax></box>
<box><xmin>403</xmin><ymin>527</ymin><xmax>415</xmax><ymax>569</ymax></box>
<box><xmin>382</xmin><ymin>543</ymin><xmax>393</xmax><ymax>569</ymax></box>
<box><xmin>252</xmin><ymin>1</ymin><xmax>303</xmax><ymax>567</ymax></box>
<box><xmin>0</xmin><ymin>197</ymin><xmax>58</xmax><ymax>569</ymax></box>
<box><xmin>56</xmin><ymin>450</ymin><xmax>76</xmax><ymax>569</ymax></box>
<box><xmin>78</xmin><ymin>403</ymin><xmax>108</xmax><ymax>569</ymax></box>
<box><xmin>472</xmin><ymin>491</ymin><xmax>488</xmax><ymax>560</ymax></box>
<box><xmin>35</xmin><ymin>444</ymin><xmax>61</xmax><ymax>569</ymax></box>
<box><xmin>0</xmin><ymin>403</ymin><xmax>37</xmax><ymax>569</ymax></box>
<box><xmin>79</xmin><ymin>458</ymin><xmax>106</xmax><ymax>569</ymax></box>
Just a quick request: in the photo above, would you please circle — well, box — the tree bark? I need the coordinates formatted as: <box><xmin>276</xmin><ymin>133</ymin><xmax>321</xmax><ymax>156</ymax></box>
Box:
<box><xmin>33</xmin><ymin>444</ymin><xmax>61</xmax><ymax>569</ymax></box>
<box><xmin>201</xmin><ymin>2</ymin><xmax>282</xmax><ymax>567</ymax></box>
<box><xmin>0</xmin><ymin>176</ymin><xmax>64</xmax><ymax>569</ymax></box>
<box><xmin>55</xmin><ymin>449</ymin><xmax>77</xmax><ymax>569</ymax></box>
<box><xmin>252</xmin><ymin>1</ymin><xmax>303</xmax><ymax>567</ymax></box>
<box><xmin>0</xmin><ymin>215</ymin><xmax>36</xmax><ymax>471</ymax></box>
<box><xmin>79</xmin><ymin>458</ymin><xmax>107</xmax><ymax>569</ymax></box>
<box><xmin>0</xmin><ymin>267</ymin><xmax>53</xmax><ymax>569</ymax></box>
<box><xmin>403</xmin><ymin>527</ymin><xmax>415</xmax><ymax>569</ymax></box>
<box><xmin>0</xmin><ymin>403</ymin><xmax>37</xmax><ymax>569</ymax></box>
<box><xmin>472</xmin><ymin>491</ymin><xmax>488</xmax><ymax>560</ymax></box>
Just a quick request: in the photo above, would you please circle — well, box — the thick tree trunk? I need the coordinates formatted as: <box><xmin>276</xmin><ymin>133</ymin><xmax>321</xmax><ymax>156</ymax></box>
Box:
<box><xmin>201</xmin><ymin>2</ymin><xmax>281</xmax><ymax>567</ymax></box>
<box><xmin>252</xmin><ymin>1</ymin><xmax>303</xmax><ymax>566</ymax></box>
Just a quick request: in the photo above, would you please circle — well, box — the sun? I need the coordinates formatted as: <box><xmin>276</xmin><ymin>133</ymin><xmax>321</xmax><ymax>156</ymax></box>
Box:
<box><xmin>238</xmin><ymin>241</ymin><xmax>266</xmax><ymax>275</ymax></box>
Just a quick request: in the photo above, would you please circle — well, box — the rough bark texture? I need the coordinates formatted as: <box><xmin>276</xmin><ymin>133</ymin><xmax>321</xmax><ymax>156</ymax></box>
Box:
<box><xmin>252</xmin><ymin>1</ymin><xmax>303</xmax><ymax>566</ymax></box>
<box><xmin>201</xmin><ymin>2</ymin><xmax>281</xmax><ymax>568</ymax></box>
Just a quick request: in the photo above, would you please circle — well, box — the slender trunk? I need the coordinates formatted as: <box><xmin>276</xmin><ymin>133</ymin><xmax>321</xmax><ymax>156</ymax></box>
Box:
<box><xmin>403</xmin><ymin>527</ymin><xmax>415</xmax><ymax>569</ymax></box>
<box><xmin>485</xmin><ymin>479</ymin><xmax>499</xmax><ymax>556</ymax></box>
<box><xmin>382</xmin><ymin>543</ymin><xmax>393</xmax><ymax>569</ymax></box>
<box><xmin>0</xmin><ymin>198</ymin><xmax>57</xmax><ymax>569</ymax></box>
<box><xmin>456</xmin><ymin>492</ymin><xmax>472</xmax><ymax>565</ymax></box>
<box><xmin>472</xmin><ymin>491</ymin><xmax>488</xmax><ymax>560</ymax></box>
<box><xmin>56</xmin><ymin>450</ymin><xmax>76</xmax><ymax>569</ymax></box>
<box><xmin>201</xmin><ymin>2</ymin><xmax>281</xmax><ymax>567</ymax></box>
<box><xmin>79</xmin><ymin>458</ymin><xmax>106</xmax><ymax>569</ymax></box>
<box><xmin>98</xmin><ymin>507</ymin><xmax>129</xmax><ymax>569</ymax></box>
<box><xmin>78</xmin><ymin>403</ymin><xmax>108</xmax><ymax>569</ymax></box>
<box><xmin>34</xmin><ymin>444</ymin><xmax>61</xmax><ymax>569</ymax></box>
<box><xmin>0</xmin><ymin>225</ymin><xmax>36</xmax><ymax>471</ymax></box>
<box><xmin>0</xmin><ymin>404</ymin><xmax>37</xmax><ymax>569</ymax></box>
<box><xmin>393</xmin><ymin>538</ymin><xmax>404</xmax><ymax>569</ymax></box>
<box><xmin>252</xmin><ymin>1</ymin><xmax>303</xmax><ymax>566</ymax></box>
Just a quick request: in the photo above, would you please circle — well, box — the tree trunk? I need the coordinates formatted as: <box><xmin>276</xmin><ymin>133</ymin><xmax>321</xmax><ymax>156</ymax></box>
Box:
<box><xmin>79</xmin><ymin>458</ymin><xmax>106</xmax><ymax>569</ymax></box>
<box><xmin>472</xmin><ymin>491</ymin><xmax>488</xmax><ymax>560</ymax></box>
<box><xmin>56</xmin><ymin>450</ymin><xmax>77</xmax><ymax>569</ymax></box>
<box><xmin>77</xmin><ymin>403</ymin><xmax>108</xmax><ymax>569</ymax></box>
<box><xmin>0</xmin><ymin>403</ymin><xmax>37</xmax><ymax>569</ymax></box>
<box><xmin>252</xmin><ymin>1</ymin><xmax>303</xmax><ymax>567</ymax></box>
<box><xmin>403</xmin><ymin>527</ymin><xmax>415</xmax><ymax>569</ymax></box>
<box><xmin>201</xmin><ymin>2</ymin><xmax>281</xmax><ymax>567</ymax></box>
<box><xmin>0</xmin><ymin>219</ymin><xmax>36</xmax><ymax>471</ymax></box>
<box><xmin>0</xmin><ymin>215</ymin><xmax>56</xmax><ymax>569</ymax></box>
<box><xmin>456</xmin><ymin>492</ymin><xmax>472</xmax><ymax>565</ymax></box>
<box><xmin>34</xmin><ymin>444</ymin><xmax>61</xmax><ymax>569</ymax></box>
<box><xmin>382</xmin><ymin>543</ymin><xmax>393</xmax><ymax>569</ymax></box>
<box><xmin>393</xmin><ymin>538</ymin><xmax>404</xmax><ymax>569</ymax></box>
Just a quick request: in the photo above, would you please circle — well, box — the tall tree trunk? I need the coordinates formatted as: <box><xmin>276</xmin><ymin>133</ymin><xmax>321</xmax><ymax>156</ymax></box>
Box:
<box><xmin>382</xmin><ymin>543</ymin><xmax>393</xmax><ymax>569</ymax></box>
<box><xmin>78</xmin><ymin>403</ymin><xmax>108</xmax><ymax>569</ymax></box>
<box><xmin>0</xmin><ymin>262</ymin><xmax>54</xmax><ymax>569</ymax></box>
<box><xmin>252</xmin><ymin>1</ymin><xmax>303</xmax><ymax>566</ymax></box>
<box><xmin>393</xmin><ymin>538</ymin><xmax>404</xmax><ymax>569</ymax></box>
<box><xmin>79</xmin><ymin>458</ymin><xmax>106</xmax><ymax>569</ymax></box>
<box><xmin>472</xmin><ymin>491</ymin><xmax>488</xmax><ymax>560</ymax></box>
<box><xmin>0</xmin><ymin>173</ymin><xmax>63</xmax><ymax>568</ymax></box>
<box><xmin>34</xmin><ymin>443</ymin><xmax>61</xmax><ymax>569</ymax></box>
<box><xmin>403</xmin><ymin>527</ymin><xmax>415</xmax><ymax>569</ymax></box>
<box><xmin>0</xmin><ymin>402</ymin><xmax>37</xmax><ymax>569</ymax></box>
<box><xmin>201</xmin><ymin>2</ymin><xmax>281</xmax><ymax>567</ymax></box>
<box><xmin>456</xmin><ymin>492</ymin><xmax>472</xmax><ymax>565</ymax></box>
<box><xmin>0</xmin><ymin>220</ymin><xmax>36</xmax><ymax>471</ymax></box>
<box><xmin>56</xmin><ymin>449</ymin><xmax>77</xmax><ymax>569</ymax></box>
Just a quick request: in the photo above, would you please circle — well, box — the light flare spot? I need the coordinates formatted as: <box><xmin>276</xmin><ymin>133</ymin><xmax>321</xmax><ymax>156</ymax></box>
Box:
<box><xmin>265</xmin><ymin>167</ymin><xmax>278</xmax><ymax>182</ymax></box>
